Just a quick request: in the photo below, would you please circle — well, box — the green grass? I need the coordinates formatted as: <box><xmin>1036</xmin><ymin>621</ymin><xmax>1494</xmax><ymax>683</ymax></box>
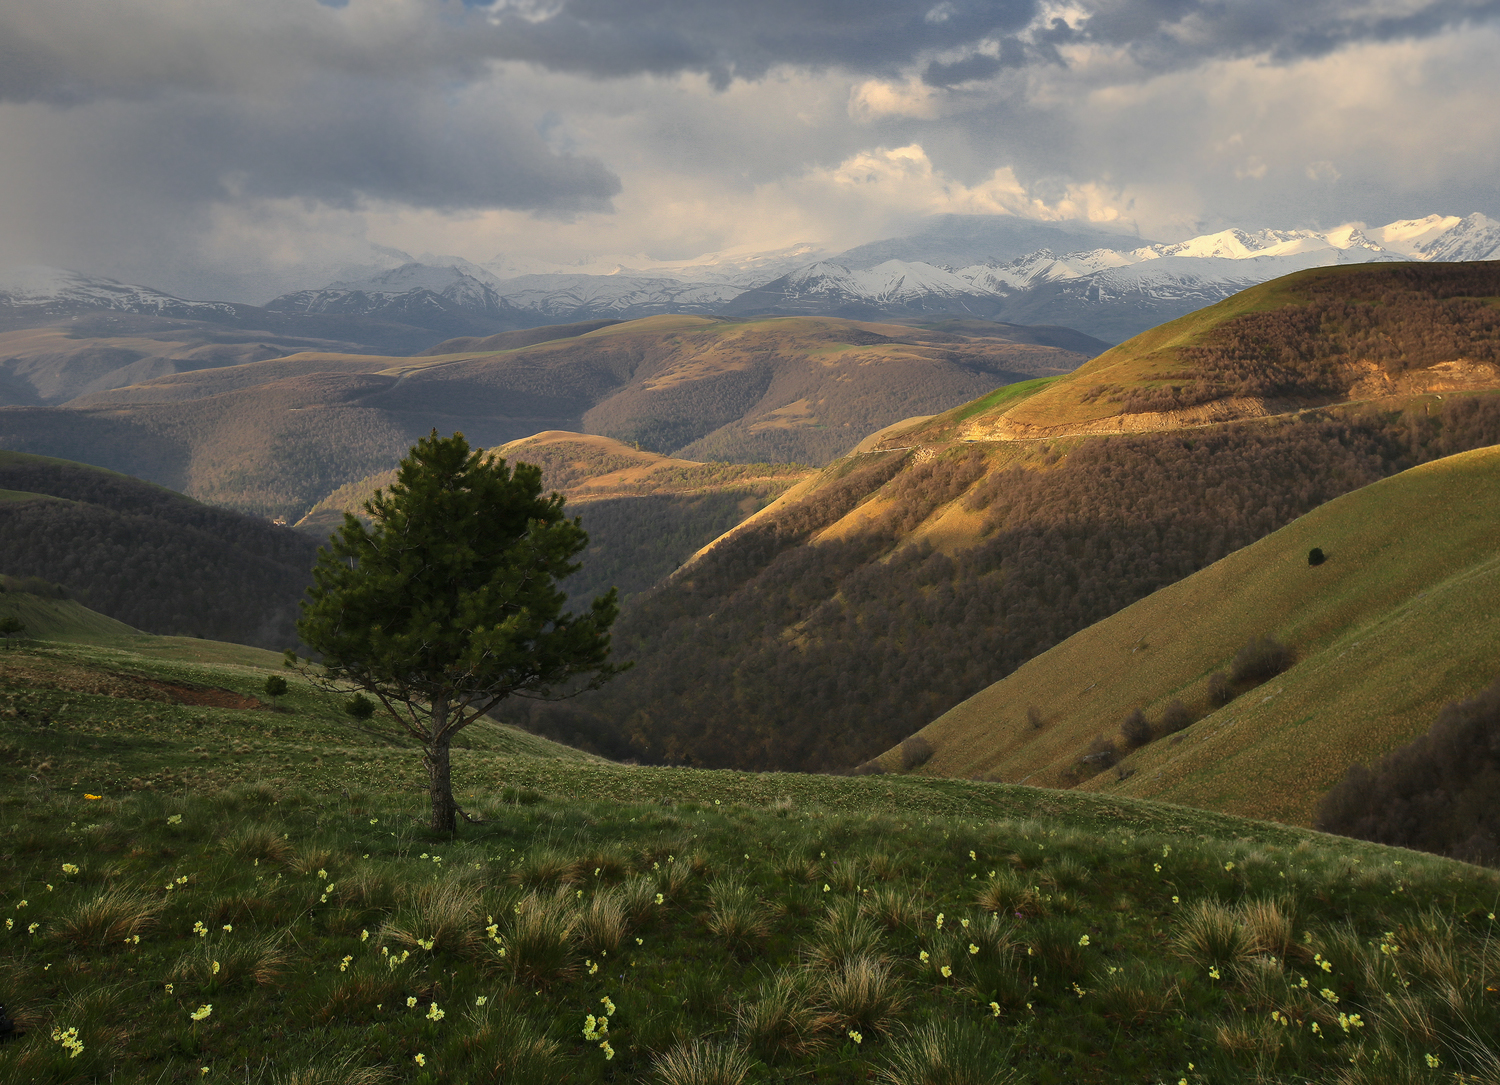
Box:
<box><xmin>3</xmin><ymin>635</ymin><xmax>1500</xmax><ymax>1083</ymax></box>
<box><xmin>0</xmin><ymin>591</ymin><xmax>140</xmax><ymax>643</ymax></box>
<box><xmin>901</xmin><ymin>443</ymin><xmax>1500</xmax><ymax>826</ymax></box>
<box><xmin>947</xmin><ymin>377</ymin><xmax>1061</xmax><ymax>424</ymax></box>
<box><xmin>0</xmin><ymin>488</ymin><xmax>68</xmax><ymax>505</ymax></box>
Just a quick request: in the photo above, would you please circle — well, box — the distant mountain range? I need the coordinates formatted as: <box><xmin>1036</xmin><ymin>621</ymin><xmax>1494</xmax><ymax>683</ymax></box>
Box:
<box><xmin>5</xmin><ymin>213</ymin><xmax>1498</xmax><ymax>350</ymax></box>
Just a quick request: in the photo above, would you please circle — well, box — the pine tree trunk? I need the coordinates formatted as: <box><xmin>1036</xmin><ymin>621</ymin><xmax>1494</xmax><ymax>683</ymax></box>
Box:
<box><xmin>426</xmin><ymin>697</ymin><xmax>457</xmax><ymax>834</ymax></box>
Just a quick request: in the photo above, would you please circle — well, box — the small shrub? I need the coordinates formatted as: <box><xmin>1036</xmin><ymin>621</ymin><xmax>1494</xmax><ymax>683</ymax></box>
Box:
<box><xmin>1121</xmin><ymin>709</ymin><xmax>1153</xmax><ymax>749</ymax></box>
<box><xmin>652</xmin><ymin>1040</ymin><xmax>754</xmax><ymax>1085</ymax></box>
<box><xmin>1230</xmin><ymin>635</ymin><xmax>1294</xmax><ymax>683</ymax></box>
<box><xmin>1207</xmin><ymin>671</ymin><xmax>1234</xmax><ymax>707</ymax></box>
<box><xmin>1159</xmin><ymin>699</ymin><xmax>1194</xmax><ymax>736</ymax></box>
<box><xmin>899</xmin><ymin>735</ymin><xmax>935</xmax><ymax>772</ymax></box>
<box><xmin>1308</xmin><ymin>547</ymin><xmax>1326</xmax><ymax>566</ymax></box>
<box><xmin>1026</xmin><ymin>706</ymin><xmax>1044</xmax><ymax>730</ymax></box>
<box><xmin>343</xmin><ymin>694</ymin><xmax>375</xmax><ymax>720</ymax></box>
<box><xmin>263</xmin><ymin>675</ymin><xmax>288</xmax><ymax>701</ymax></box>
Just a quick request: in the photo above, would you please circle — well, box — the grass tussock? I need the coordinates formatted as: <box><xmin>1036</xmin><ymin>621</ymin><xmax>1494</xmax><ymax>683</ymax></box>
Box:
<box><xmin>876</xmin><ymin>1019</ymin><xmax>1018</xmax><ymax>1085</ymax></box>
<box><xmin>735</xmin><ymin>969</ymin><xmax>823</xmax><ymax>1060</ymax></box>
<box><xmin>704</xmin><ymin>878</ymin><xmax>772</xmax><ymax>951</ymax></box>
<box><xmin>499</xmin><ymin>888</ymin><xmax>579</xmax><ymax>985</ymax></box>
<box><xmin>382</xmin><ymin>878</ymin><xmax>484</xmax><ymax>958</ymax></box>
<box><xmin>651</xmin><ymin>1040</ymin><xmax>754</xmax><ymax>1085</ymax></box>
<box><xmin>51</xmin><ymin>887</ymin><xmax>164</xmax><ymax>949</ymax></box>
<box><xmin>813</xmin><ymin>952</ymin><xmax>908</xmax><ymax>1036</ymax></box>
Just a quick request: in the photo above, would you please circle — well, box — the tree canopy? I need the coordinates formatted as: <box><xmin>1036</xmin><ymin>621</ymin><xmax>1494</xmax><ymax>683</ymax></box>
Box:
<box><xmin>296</xmin><ymin>431</ymin><xmax>623</xmax><ymax>831</ymax></box>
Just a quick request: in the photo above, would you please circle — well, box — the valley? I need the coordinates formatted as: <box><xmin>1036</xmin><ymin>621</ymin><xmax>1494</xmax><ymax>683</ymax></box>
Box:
<box><xmin>0</xmin><ymin>314</ymin><xmax>1093</xmax><ymax>521</ymax></box>
<box><xmin>3</xmin><ymin>257</ymin><xmax>1500</xmax><ymax>1085</ymax></box>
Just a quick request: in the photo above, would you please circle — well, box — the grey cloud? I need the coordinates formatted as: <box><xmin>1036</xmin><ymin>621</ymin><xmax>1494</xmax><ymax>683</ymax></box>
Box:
<box><xmin>1080</xmin><ymin>0</ymin><xmax>1500</xmax><ymax>71</ymax></box>
<box><xmin>484</xmin><ymin>0</ymin><xmax>1500</xmax><ymax>87</ymax></box>
<box><xmin>481</xmin><ymin>0</ymin><xmax>1039</xmax><ymax>87</ymax></box>
<box><xmin>922</xmin><ymin>37</ymin><xmax>1029</xmax><ymax>86</ymax></box>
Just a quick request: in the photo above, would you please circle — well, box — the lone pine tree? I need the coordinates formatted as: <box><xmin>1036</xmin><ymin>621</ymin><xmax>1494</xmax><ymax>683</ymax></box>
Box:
<box><xmin>295</xmin><ymin>431</ymin><xmax>624</xmax><ymax>832</ymax></box>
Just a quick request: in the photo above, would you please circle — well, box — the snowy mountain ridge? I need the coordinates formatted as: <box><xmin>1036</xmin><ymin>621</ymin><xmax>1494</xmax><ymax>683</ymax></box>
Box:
<box><xmin>5</xmin><ymin>213</ymin><xmax>1497</xmax><ymax>346</ymax></box>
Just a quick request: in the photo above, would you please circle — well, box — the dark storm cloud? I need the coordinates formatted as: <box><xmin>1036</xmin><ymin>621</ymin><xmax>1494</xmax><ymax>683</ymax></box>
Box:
<box><xmin>481</xmin><ymin>0</ymin><xmax>1039</xmax><ymax>87</ymax></box>
<box><xmin>0</xmin><ymin>3</ymin><xmax>619</xmax><ymax>216</ymax></box>
<box><xmin>475</xmin><ymin>0</ymin><xmax>1500</xmax><ymax>88</ymax></box>
<box><xmin>1080</xmin><ymin>0</ymin><xmax>1500</xmax><ymax>70</ymax></box>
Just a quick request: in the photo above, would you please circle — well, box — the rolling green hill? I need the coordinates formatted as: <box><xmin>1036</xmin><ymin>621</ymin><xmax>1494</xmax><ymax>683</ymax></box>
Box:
<box><xmin>885</xmin><ymin>444</ymin><xmax>1500</xmax><ymax>826</ymax></box>
<box><xmin>541</xmin><ymin>263</ymin><xmax>1500</xmax><ymax>775</ymax></box>
<box><xmin>0</xmin><ymin>315</ymin><xmax>1092</xmax><ymax>520</ymax></box>
<box><xmin>1</xmin><ymin>633</ymin><xmax>1496</xmax><ymax>1084</ymax></box>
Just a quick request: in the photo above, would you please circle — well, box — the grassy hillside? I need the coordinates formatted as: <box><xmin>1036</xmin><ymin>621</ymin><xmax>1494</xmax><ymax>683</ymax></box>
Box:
<box><xmin>0</xmin><ymin>584</ymin><xmax>140</xmax><ymax>641</ymax></box>
<box><xmin>884</xmin><ymin>261</ymin><xmax>1500</xmax><ymax>446</ymax></box>
<box><xmin>2</xmin><ymin>636</ymin><xmax>1497</xmax><ymax>1084</ymax></box>
<box><xmin>0</xmin><ymin>316</ymin><xmax>1090</xmax><ymax>520</ymax></box>
<box><xmin>0</xmin><ymin>451</ymin><xmax>318</xmax><ymax>649</ymax></box>
<box><xmin>891</xmin><ymin>444</ymin><xmax>1500</xmax><ymax>825</ymax></box>
<box><xmin>548</xmin><ymin>263</ymin><xmax>1500</xmax><ymax>774</ymax></box>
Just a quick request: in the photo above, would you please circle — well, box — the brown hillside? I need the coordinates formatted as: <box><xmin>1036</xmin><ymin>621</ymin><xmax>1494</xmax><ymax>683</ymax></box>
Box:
<box><xmin>295</xmin><ymin>432</ymin><xmax>813</xmax><ymax>615</ymax></box>
<box><xmin>1</xmin><ymin>315</ymin><xmax>1089</xmax><ymax>519</ymax></box>
<box><xmin>527</xmin><ymin>263</ymin><xmax>1500</xmax><ymax>773</ymax></box>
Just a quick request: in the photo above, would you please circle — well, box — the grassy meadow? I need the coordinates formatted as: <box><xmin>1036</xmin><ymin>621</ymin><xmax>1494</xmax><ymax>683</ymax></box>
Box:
<box><xmin>2</xmin><ymin>628</ymin><xmax>1500</xmax><ymax>1084</ymax></box>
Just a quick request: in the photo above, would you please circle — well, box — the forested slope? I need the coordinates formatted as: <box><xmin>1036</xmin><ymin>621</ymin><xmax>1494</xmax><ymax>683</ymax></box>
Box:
<box><xmin>0</xmin><ymin>452</ymin><xmax>317</xmax><ymax>648</ymax></box>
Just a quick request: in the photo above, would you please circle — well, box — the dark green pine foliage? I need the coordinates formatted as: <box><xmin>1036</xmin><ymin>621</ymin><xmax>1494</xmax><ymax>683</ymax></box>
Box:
<box><xmin>296</xmin><ymin>431</ymin><xmax>624</xmax><ymax>832</ymax></box>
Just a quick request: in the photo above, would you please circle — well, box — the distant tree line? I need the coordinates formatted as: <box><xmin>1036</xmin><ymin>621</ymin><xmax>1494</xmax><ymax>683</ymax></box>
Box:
<box><xmin>0</xmin><ymin>457</ymin><xmax>318</xmax><ymax>647</ymax></box>
<box><xmin>517</xmin><ymin>395</ymin><xmax>1500</xmax><ymax>772</ymax></box>
<box><xmin>1317</xmin><ymin>674</ymin><xmax>1500</xmax><ymax>866</ymax></box>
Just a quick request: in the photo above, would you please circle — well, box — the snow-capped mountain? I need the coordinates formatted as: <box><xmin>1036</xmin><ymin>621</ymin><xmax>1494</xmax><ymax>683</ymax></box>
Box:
<box><xmin>12</xmin><ymin>213</ymin><xmax>1498</xmax><ymax>348</ymax></box>
<box><xmin>0</xmin><ymin>266</ymin><xmax>241</xmax><ymax>322</ymax></box>
<box><xmin>728</xmin><ymin>213</ymin><xmax>1500</xmax><ymax>341</ymax></box>
<box><xmin>265</xmin><ymin>263</ymin><xmax>519</xmax><ymax>321</ymax></box>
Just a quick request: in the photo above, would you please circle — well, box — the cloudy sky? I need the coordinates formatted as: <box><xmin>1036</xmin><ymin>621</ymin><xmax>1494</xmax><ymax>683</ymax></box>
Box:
<box><xmin>3</xmin><ymin>0</ymin><xmax>1499</xmax><ymax>300</ymax></box>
